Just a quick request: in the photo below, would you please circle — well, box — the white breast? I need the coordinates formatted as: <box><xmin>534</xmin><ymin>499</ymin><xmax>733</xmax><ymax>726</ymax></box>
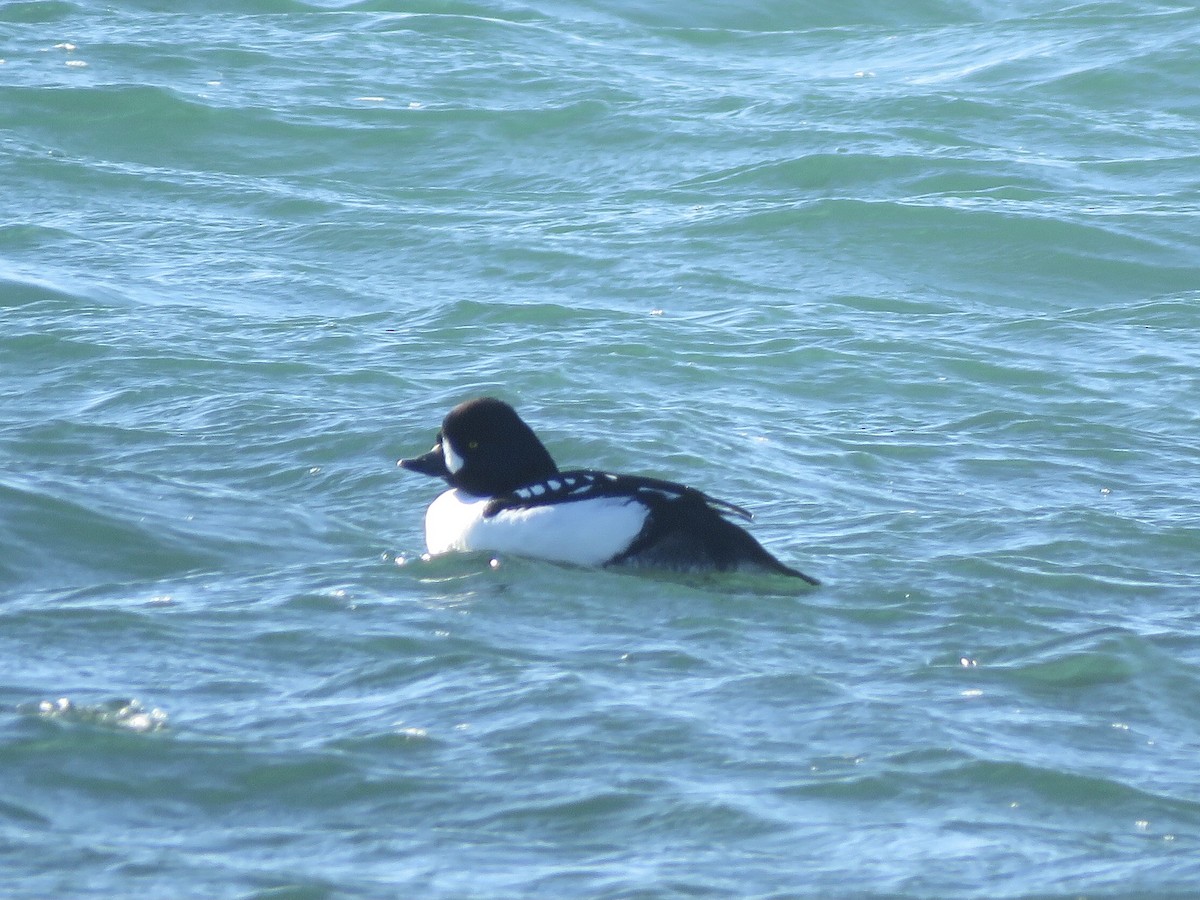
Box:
<box><xmin>423</xmin><ymin>489</ymin><xmax>647</xmax><ymax>568</ymax></box>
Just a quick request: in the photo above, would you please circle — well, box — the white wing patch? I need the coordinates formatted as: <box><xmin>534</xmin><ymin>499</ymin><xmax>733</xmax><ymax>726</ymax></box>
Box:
<box><xmin>423</xmin><ymin>488</ymin><xmax>645</xmax><ymax>567</ymax></box>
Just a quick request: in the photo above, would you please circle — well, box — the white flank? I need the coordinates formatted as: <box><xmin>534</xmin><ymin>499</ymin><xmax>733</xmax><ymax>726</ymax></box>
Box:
<box><xmin>424</xmin><ymin>489</ymin><xmax>646</xmax><ymax>567</ymax></box>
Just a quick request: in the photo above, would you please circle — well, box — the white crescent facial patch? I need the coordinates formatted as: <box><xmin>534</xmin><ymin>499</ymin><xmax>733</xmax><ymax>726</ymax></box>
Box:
<box><xmin>443</xmin><ymin>440</ymin><xmax>465</xmax><ymax>475</ymax></box>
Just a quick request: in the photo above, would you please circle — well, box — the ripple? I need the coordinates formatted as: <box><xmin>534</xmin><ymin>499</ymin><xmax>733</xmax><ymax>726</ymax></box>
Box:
<box><xmin>25</xmin><ymin>697</ymin><xmax>168</xmax><ymax>733</ymax></box>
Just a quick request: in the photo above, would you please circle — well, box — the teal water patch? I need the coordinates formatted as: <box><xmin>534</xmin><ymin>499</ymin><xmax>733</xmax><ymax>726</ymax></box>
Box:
<box><xmin>3</xmin><ymin>0</ymin><xmax>1200</xmax><ymax>897</ymax></box>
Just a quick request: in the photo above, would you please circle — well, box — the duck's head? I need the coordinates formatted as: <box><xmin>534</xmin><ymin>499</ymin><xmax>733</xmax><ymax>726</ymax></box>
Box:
<box><xmin>398</xmin><ymin>397</ymin><xmax>559</xmax><ymax>496</ymax></box>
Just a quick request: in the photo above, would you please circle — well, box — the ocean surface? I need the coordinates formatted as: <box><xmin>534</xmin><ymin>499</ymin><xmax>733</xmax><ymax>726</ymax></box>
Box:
<box><xmin>3</xmin><ymin>1</ymin><xmax>1199</xmax><ymax>897</ymax></box>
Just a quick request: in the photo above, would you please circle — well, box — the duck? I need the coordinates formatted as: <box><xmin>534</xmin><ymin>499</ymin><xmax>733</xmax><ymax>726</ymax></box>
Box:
<box><xmin>398</xmin><ymin>397</ymin><xmax>818</xmax><ymax>584</ymax></box>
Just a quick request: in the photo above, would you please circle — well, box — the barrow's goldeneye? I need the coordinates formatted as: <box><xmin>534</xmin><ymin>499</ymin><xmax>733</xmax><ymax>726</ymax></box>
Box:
<box><xmin>398</xmin><ymin>397</ymin><xmax>818</xmax><ymax>584</ymax></box>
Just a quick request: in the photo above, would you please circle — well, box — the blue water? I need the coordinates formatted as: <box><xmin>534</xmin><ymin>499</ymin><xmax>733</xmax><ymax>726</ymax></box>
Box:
<box><xmin>3</xmin><ymin>1</ymin><xmax>1200</xmax><ymax>897</ymax></box>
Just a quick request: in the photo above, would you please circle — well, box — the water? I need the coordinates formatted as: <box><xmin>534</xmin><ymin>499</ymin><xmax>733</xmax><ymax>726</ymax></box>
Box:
<box><xmin>3</xmin><ymin>1</ymin><xmax>1200</xmax><ymax>896</ymax></box>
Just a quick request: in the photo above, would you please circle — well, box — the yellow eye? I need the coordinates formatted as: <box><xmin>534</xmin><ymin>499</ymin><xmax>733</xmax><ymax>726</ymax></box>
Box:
<box><xmin>467</xmin><ymin>440</ymin><xmax>479</xmax><ymax>450</ymax></box>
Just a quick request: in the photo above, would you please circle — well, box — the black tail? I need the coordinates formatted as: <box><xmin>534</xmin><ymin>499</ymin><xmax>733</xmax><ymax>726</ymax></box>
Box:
<box><xmin>611</xmin><ymin>490</ymin><xmax>819</xmax><ymax>585</ymax></box>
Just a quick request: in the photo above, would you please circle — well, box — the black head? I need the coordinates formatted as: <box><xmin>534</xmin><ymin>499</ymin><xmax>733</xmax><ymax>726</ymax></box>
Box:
<box><xmin>398</xmin><ymin>397</ymin><xmax>559</xmax><ymax>495</ymax></box>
